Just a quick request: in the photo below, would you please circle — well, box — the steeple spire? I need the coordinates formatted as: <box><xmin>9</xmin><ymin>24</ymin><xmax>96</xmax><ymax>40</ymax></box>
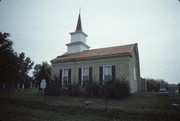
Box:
<box><xmin>67</xmin><ymin>12</ymin><xmax>90</xmax><ymax>53</ymax></box>
<box><xmin>75</xmin><ymin>13</ymin><xmax>83</xmax><ymax>32</ymax></box>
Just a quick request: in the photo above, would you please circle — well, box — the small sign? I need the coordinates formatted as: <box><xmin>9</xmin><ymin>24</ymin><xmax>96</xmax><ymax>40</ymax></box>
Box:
<box><xmin>40</xmin><ymin>79</ymin><xmax>46</xmax><ymax>88</ymax></box>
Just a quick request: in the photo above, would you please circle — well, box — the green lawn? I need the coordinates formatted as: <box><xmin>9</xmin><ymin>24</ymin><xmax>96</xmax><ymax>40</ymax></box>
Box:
<box><xmin>0</xmin><ymin>88</ymin><xmax>180</xmax><ymax>121</ymax></box>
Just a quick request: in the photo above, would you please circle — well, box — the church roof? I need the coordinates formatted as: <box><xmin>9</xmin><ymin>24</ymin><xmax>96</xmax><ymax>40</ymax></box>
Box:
<box><xmin>51</xmin><ymin>43</ymin><xmax>137</xmax><ymax>63</ymax></box>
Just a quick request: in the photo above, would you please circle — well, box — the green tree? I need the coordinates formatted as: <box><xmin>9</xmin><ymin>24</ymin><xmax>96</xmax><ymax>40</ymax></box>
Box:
<box><xmin>0</xmin><ymin>32</ymin><xmax>34</xmax><ymax>90</ymax></box>
<box><xmin>33</xmin><ymin>61</ymin><xmax>51</xmax><ymax>88</ymax></box>
<box><xmin>16</xmin><ymin>52</ymin><xmax>34</xmax><ymax>88</ymax></box>
<box><xmin>146</xmin><ymin>78</ymin><xmax>160</xmax><ymax>92</ymax></box>
<box><xmin>0</xmin><ymin>32</ymin><xmax>16</xmax><ymax>87</ymax></box>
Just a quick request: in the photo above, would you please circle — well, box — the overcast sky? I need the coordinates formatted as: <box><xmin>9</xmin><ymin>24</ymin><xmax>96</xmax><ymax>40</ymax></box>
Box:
<box><xmin>0</xmin><ymin>0</ymin><xmax>180</xmax><ymax>84</ymax></box>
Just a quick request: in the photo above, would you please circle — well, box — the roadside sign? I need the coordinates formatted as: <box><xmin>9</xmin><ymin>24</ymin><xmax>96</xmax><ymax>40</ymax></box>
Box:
<box><xmin>40</xmin><ymin>79</ymin><xmax>46</xmax><ymax>89</ymax></box>
<box><xmin>40</xmin><ymin>79</ymin><xmax>47</xmax><ymax>103</ymax></box>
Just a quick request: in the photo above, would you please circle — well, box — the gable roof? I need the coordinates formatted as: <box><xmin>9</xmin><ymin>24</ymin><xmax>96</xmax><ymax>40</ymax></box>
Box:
<box><xmin>51</xmin><ymin>43</ymin><xmax>137</xmax><ymax>63</ymax></box>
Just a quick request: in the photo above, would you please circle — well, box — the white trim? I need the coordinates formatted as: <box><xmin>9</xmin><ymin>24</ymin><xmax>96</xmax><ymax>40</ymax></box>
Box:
<box><xmin>133</xmin><ymin>67</ymin><xmax>137</xmax><ymax>80</ymax></box>
<box><xmin>69</xmin><ymin>31</ymin><xmax>88</xmax><ymax>37</ymax></box>
<box><xmin>66</xmin><ymin>41</ymin><xmax>90</xmax><ymax>48</ymax></box>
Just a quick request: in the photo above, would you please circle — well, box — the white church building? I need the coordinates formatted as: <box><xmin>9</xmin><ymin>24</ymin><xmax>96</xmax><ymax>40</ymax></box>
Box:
<box><xmin>51</xmin><ymin>14</ymin><xmax>141</xmax><ymax>92</ymax></box>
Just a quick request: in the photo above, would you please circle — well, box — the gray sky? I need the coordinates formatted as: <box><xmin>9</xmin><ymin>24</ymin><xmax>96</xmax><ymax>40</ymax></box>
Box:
<box><xmin>0</xmin><ymin>0</ymin><xmax>180</xmax><ymax>84</ymax></box>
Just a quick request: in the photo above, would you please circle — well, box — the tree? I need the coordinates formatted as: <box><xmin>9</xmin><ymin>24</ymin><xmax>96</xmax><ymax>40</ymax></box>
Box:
<box><xmin>0</xmin><ymin>32</ymin><xmax>15</xmax><ymax>88</ymax></box>
<box><xmin>146</xmin><ymin>78</ymin><xmax>160</xmax><ymax>92</ymax></box>
<box><xmin>0</xmin><ymin>32</ymin><xmax>34</xmax><ymax>90</ymax></box>
<box><xmin>16</xmin><ymin>52</ymin><xmax>34</xmax><ymax>88</ymax></box>
<box><xmin>33</xmin><ymin>61</ymin><xmax>51</xmax><ymax>88</ymax></box>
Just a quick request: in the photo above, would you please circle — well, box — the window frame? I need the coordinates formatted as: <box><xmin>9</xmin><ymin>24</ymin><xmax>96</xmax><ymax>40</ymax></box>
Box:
<box><xmin>103</xmin><ymin>65</ymin><xmax>112</xmax><ymax>81</ymax></box>
<box><xmin>62</xmin><ymin>68</ymin><xmax>69</xmax><ymax>86</ymax></box>
<box><xmin>81</xmin><ymin>67</ymin><xmax>89</xmax><ymax>86</ymax></box>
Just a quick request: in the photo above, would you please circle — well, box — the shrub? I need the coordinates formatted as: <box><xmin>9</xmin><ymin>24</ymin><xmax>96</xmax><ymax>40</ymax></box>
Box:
<box><xmin>47</xmin><ymin>75</ymin><xmax>130</xmax><ymax>99</ymax></box>
<box><xmin>85</xmin><ymin>81</ymin><xmax>100</xmax><ymax>97</ymax></box>
<box><xmin>62</xmin><ymin>83</ymin><xmax>81</xmax><ymax>96</ymax></box>
<box><xmin>46</xmin><ymin>75</ymin><xmax>61</xmax><ymax>96</ymax></box>
<box><xmin>46</xmin><ymin>81</ymin><xmax>61</xmax><ymax>96</ymax></box>
<box><xmin>103</xmin><ymin>77</ymin><xmax>130</xmax><ymax>99</ymax></box>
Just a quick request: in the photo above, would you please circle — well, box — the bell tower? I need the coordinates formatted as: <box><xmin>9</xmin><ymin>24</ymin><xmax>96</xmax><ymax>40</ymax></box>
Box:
<box><xmin>66</xmin><ymin>13</ymin><xmax>90</xmax><ymax>54</ymax></box>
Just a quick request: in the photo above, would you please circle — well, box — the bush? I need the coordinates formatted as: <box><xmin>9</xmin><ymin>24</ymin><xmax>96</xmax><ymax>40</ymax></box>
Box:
<box><xmin>46</xmin><ymin>82</ymin><xmax>61</xmax><ymax>96</ymax></box>
<box><xmin>46</xmin><ymin>75</ymin><xmax>61</xmax><ymax>96</ymax></box>
<box><xmin>85</xmin><ymin>81</ymin><xmax>100</xmax><ymax>97</ymax></box>
<box><xmin>103</xmin><ymin>78</ymin><xmax>130</xmax><ymax>99</ymax></box>
<box><xmin>59</xmin><ymin>83</ymin><xmax>81</xmax><ymax>96</ymax></box>
<box><xmin>66</xmin><ymin>83</ymin><xmax>81</xmax><ymax>96</ymax></box>
<box><xmin>47</xmin><ymin>75</ymin><xmax>130</xmax><ymax>99</ymax></box>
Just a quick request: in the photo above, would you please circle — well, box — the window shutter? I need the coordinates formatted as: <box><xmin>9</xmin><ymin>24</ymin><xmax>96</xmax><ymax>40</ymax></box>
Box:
<box><xmin>99</xmin><ymin>66</ymin><xmax>103</xmax><ymax>84</ymax></box>
<box><xmin>59</xmin><ymin>69</ymin><xmax>62</xmax><ymax>86</ymax></box>
<box><xmin>112</xmin><ymin>65</ymin><xmax>116</xmax><ymax>81</ymax></box>
<box><xmin>78</xmin><ymin>68</ymin><xmax>82</xmax><ymax>85</ymax></box>
<box><xmin>89</xmin><ymin>67</ymin><xmax>92</xmax><ymax>82</ymax></box>
<box><xmin>68</xmin><ymin>69</ymin><xmax>71</xmax><ymax>85</ymax></box>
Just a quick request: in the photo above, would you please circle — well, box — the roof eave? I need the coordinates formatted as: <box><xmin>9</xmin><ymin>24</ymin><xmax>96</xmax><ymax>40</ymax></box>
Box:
<box><xmin>69</xmin><ymin>31</ymin><xmax>88</xmax><ymax>37</ymax></box>
<box><xmin>51</xmin><ymin>52</ymin><xmax>131</xmax><ymax>64</ymax></box>
<box><xmin>66</xmin><ymin>41</ymin><xmax>90</xmax><ymax>48</ymax></box>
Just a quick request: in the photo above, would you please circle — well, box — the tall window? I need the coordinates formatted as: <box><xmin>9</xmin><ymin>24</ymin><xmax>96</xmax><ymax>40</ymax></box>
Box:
<box><xmin>99</xmin><ymin>65</ymin><xmax>115</xmax><ymax>84</ymax></box>
<box><xmin>82</xmin><ymin>67</ymin><xmax>89</xmax><ymax>86</ymax></box>
<box><xmin>103</xmin><ymin>65</ymin><xmax>112</xmax><ymax>81</ymax></box>
<box><xmin>59</xmin><ymin>68</ymin><xmax>71</xmax><ymax>86</ymax></box>
<box><xmin>82</xmin><ymin>67</ymin><xmax>89</xmax><ymax>81</ymax></box>
<box><xmin>78</xmin><ymin>67</ymin><xmax>92</xmax><ymax>86</ymax></box>
<box><xmin>63</xmin><ymin>69</ymin><xmax>69</xmax><ymax>85</ymax></box>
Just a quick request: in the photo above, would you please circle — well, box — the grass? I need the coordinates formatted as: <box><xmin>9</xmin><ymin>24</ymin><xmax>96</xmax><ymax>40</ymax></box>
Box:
<box><xmin>0</xmin><ymin>88</ymin><xmax>180</xmax><ymax>121</ymax></box>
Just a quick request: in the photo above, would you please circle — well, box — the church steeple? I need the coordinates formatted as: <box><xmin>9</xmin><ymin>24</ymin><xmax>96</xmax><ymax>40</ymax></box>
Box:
<box><xmin>75</xmin><ymin>14</ymin><xmax>82</xmax><ymax>32</ymax></box>
<box><xmin>66</xmin><ymin>13</ymin><xmax>90</xmax><ymax>54</ymax></box>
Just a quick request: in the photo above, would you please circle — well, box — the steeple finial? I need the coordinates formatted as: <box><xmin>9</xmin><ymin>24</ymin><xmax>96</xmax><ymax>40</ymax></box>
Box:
<box><xmin>79</xmin><ymin>8</ymin><xmax>81</xmax><ymax>14</ymax></box>
<box><xmin>75</xmin><ymin>12</ymin><xmax>83</xmax><ymax>32</ymax></box>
